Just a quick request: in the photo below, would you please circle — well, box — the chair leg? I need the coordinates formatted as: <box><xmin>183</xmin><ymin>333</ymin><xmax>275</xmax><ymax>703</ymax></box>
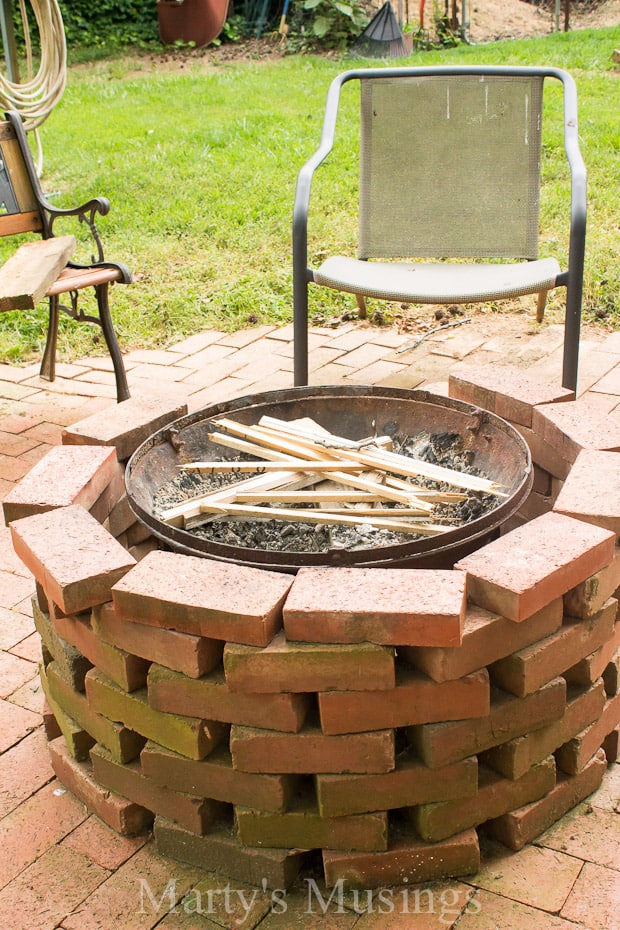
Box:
<box><xmin>40</xmin><ymin>295</ymin><xmax>59</xmax><ymax>382</ymax></box>
<box><xmin>562</xmin><ymin>280</ymin><xmax>582</xmax><ymax>394</ymax></box>
<box><xmin>293</xmin><ymin>277</ymin><xmax>309</xmax><ymax>387</ymax></box>
<box><xmin>536</xmin><ymin>290</ymin><xmax>547</xmax><ymax>323</ymax></box>
<box><xmin>95</xmin><ymin>283</ymin><xmax>130</xmax><ymax>403</ymax></box>
<box><xmin>356</xmin><ymin>294</ymin><xmax>368</xmax><ymax>320</ymax></box>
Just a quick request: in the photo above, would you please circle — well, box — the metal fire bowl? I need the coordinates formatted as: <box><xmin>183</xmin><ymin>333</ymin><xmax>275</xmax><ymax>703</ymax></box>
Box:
<box><xmin>125</xmin><ymin>385</ymin><xmax>533</xmax><ymax>572</ymax></box>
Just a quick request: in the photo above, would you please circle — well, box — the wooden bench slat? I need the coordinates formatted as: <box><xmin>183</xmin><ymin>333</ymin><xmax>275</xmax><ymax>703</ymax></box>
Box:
<box><xmin>47</xmin><ymin>264</ymin><xmax>124</xmax><ymax>296</ymax></box>
<box><xmin>0</xmin><ymin>235</ymin><xmax>76</xmax><ymax>311</ymax></box>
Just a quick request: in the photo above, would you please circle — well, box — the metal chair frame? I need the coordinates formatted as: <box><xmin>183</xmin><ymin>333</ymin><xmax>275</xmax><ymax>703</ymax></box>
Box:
<box><xmin>292</xmin><ymin>66</ymin><xmax>586</xmax><ymax>391</ymax></box>
<box><xmin>0</xmin><ymin>110</ymin><xmax>131</xmax><ymax>402</ymax></box>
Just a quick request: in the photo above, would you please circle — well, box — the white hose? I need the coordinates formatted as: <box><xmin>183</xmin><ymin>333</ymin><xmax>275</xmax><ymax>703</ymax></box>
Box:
<box><xmin>0</xmin><ymin>0</ymin><xmax>66</xmax><ymax>130</ymax></box>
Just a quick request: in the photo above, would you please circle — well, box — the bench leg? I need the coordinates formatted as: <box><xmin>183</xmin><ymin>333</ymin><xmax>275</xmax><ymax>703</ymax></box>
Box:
<box><xmin>40</xmin><ymin>295</ymin><xmax>59</xmax><ymax>383</ymax></box>
<box><xmin>95</xmin><ymin>283</ymin><xmax>130</xmax><ymax>403</ymax></box>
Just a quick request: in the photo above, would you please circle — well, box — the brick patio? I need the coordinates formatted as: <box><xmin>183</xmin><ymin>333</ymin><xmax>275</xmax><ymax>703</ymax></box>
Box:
<box><xmin>0</xmin><ymin>311</ymin><xmax>618</xmax><ymax>930</ymax></box>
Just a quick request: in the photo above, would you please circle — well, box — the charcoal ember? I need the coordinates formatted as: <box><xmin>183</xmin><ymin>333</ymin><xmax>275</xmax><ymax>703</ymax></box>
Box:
<box><xmin>191</xmin><ymin>518</ymin><xmax>330</xmax><ymax>553</ymax></box>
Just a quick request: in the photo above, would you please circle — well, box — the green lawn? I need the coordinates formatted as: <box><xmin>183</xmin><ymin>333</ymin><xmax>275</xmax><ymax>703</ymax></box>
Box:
<box><xmin>0</xmin><ymin>24</ymin><xmax>618</xmax><ymax>364</ymax></box>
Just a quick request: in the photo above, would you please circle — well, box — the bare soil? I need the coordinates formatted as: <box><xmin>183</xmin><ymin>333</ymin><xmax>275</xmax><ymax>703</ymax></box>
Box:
<box><xmin>178</xmin><ymin>0</ymin><xmax>619</xmax><ymax>64</ymax></box>
<box><xmin>467</xmin><ymin>0</ymin><xmax>619</xmax><ymax>43</ymax></box>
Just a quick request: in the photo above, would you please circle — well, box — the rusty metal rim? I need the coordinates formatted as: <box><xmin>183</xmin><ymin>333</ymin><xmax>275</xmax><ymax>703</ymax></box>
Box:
<box><xmin>125</xmin><ymin>385</ymin><xmax>533</xmax><ymax>572</ymax></box>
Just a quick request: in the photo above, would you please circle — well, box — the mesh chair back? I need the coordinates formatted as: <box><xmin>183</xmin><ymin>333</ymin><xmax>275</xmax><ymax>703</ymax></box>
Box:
<box><xmin>359</xmin><ymin>74</ymin><xmax>544</xmax><ymax>261</ymax></box>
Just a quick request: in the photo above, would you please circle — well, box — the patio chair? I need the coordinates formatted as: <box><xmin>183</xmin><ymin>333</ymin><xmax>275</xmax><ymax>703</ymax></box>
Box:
<box><xmin>0</xmin><ymin>110</ymin><xmax>131</xmax><ymax>401</ymax></box>
<box><xmin>292</xmin><ymin>66</ymin><xmax>586</xmax><ymax>391</ymax></box>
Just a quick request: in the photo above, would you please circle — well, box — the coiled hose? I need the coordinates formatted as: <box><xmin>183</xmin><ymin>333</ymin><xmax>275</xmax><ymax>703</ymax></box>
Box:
<box><xmin>0</xmin><ymin>0</ymin><xmax>66</xmax><ymax>172</ymax></box>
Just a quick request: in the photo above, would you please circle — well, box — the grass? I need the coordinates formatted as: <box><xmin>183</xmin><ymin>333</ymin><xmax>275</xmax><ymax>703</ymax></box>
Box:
<box><xmin>0</xmin><ymin>24</ymin><xmax>618</xmax><ymax>364</ymax></box>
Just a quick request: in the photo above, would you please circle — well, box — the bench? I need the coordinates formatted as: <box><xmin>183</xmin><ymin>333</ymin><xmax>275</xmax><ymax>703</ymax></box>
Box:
<box><xmin>0</xmin><ymin>111</ymin><xmax>130</xmax><ymax>402</ymax></box>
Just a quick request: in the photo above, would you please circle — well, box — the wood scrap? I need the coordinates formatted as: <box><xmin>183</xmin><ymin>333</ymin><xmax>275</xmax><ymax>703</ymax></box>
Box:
<box><xmin>159</xmin><ymin>412</ymin><xmax>502</xmax><ymax>542</ymax></box>
<box><xmin>181</xmin><ymin>459</ymin><xmax>369</xmax><ymax>473</ymax></box>
<box><xmin>247</xmin><ymin>415</ymin><xmax>504</xmax><ymax>496</ymax></box>
<box><xmin>200</xmin><ymin>501</ymin><xmax>451</xmax><ymax>536</ymax></box>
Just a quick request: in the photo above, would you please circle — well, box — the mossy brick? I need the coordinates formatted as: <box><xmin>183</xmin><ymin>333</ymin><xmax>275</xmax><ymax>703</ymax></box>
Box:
<box><xmin>230</xmin><ymin>724</ymin><xmax>395</xmax><ymax>775</ymax></box>
<box><xmin>153</xmin><ymin>817</ymin><xmax>307</xmax><ymax>890</ymax></box>
<box><xmin>401</xmin><ymin>599</ymin><xmax>563</xmax><ymax>682</ymax></box>
<box><xmin>223</xmin><ymin>632</ymin><xmax>395</xmax><ymax>693</ymax></box>
<box><xmin>235</xmin><ymin>798</ymin><xmax>389</xmax><ymax>853</ymax></box>
<box><xmin>50</xmin><ymin>610</ymin><xmax>150</xmax><ymax>692</ymax></box>
<box><xmin>61</xmin><ymin>392</ymin><xmax>188</xmax><ymax>461</ymax></box>
<box><xmin>2</xmin><ymin>444</ymin><xmax>118</xmax><ymax>525</ymax></box>
<box><xmin>532</xmin><ymin>396</ymin><xmax>620</xmax><ymax>463</ymax></box>
<box><xmin>448</xmin><ymin>364</ymin><xmax>574</xmax><ymax>428</ymax></box>
<box><xmin>90</xmin><ymin>744</ymin><xmax>228</xmax><ymax>835</ymax></box>
<box><xmin>32</xmin><ymin>598</ymin><xmax>92</xmax><ymax>692</ymax></box>
<box><xmin>112</xmin><ymin>550</ymin><xmax>292</xmax><ymax>646</ymax></box>
<box><xmin>45</xmin><ymin>661</ymin><xmax>144</xmax><ymax>763</ymax></box>
<box><xmin>565</xmin><ymin>619</ymin><xmax>620</xmax><ymax>688</ymax></box>
<box><xmin>489</xmin><ymin>599</ymin><xmax>617</xmax><ymax>697</ymax></box>
<box><xmin>147</xmin><ymin>663</ymin><xmax>309</xmax><ymax>733</ymax></box>
<box><xmin>39</xmin><ymin>663</ymin><xmax>95</xmax><ymax>761</ymax></box>
<box><xmin>486</xmin><ymin>749</ymin><xmax>607</xmax><ymax>851</ymax></box>
<box><xmin>283</xmin><ymin>567</ymin><xmax>466</xmax><ymax>647</ymax></box>
<box><xmin>140</xmin><ymin>741</ymin><xmax>299</xmax><ymax>812</ymax></box>
<box><xmin>408</xmin><ymin>677</ymin><xmax>567</xmax><ymax>768</ymax></box>
<box><xmin>480</xmin><ymin>679</ymin><xmax>606</xmax><ymax>780</ymax></box>
<box><xmin>85</xmin><ymin>668</ymin><xmax>227</xmax><ymax>761</ymax></box>
<box><xmin>565</xmin><ymin>548</ymin><xmax>620</xmax><ymax>621</ymax></box>
<box><xmin>318</xmin><ymin>668</ymin><xmax>489</xmax><ymax>735</ymax></box>
<box><xmin>553</xmin><ymin>450</ymin><xmax>620</xmax><ymax>538</ymax></box>
<box><xmin>315</xmin><ymin>752</ymin><xmax>478</xmax><ymax>817</ymax></box>
<box><xmin>49</xmin><ymin>737</ymin><xmax>152</xmax><ymax>835</ymax></box>
<box><xmin>10</xmin><ymin>504</ymin><xmax>136</xmax><ymax>615</ymax></box>
<box><xmin>92</xmin><ymin>601</ymin><xmax>223</xmax><ymax>679</ymax></box>
<box><xmin>555</xmin><ymin>689</ymin><xmax>620</xmax><ymax>774</ymax></box>
<box><xmin>455</xmin><ymin>512</ymin><xmax>616</xmax><ymax>622</ymax></box>
<box><xmin>409</xmin><ymin>757</ymin><xmax>556</xmax><ymax>842</ymax></box>
<box><xmin>322</xmin><ymin>827</ymin><xmax>480</xmax><ymax>890</ymax></box>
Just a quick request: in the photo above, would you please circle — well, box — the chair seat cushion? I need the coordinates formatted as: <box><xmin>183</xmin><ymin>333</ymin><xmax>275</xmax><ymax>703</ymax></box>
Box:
<box><xmin>313</xmin><ymin>256</ymin><xmax>561</xmax><ymax>304</ymax></box>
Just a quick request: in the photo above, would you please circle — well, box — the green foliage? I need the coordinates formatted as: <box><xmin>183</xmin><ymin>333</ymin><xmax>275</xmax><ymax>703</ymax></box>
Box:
<box><xmin>57</xmin><ymin>0</ymin><xmax>159</xmax><ymax>47</ymax></box>
<box><xmin>298</xmin><ymin>0</ymin><xmax>369</xmax><ymax>48</ymax></box>
<box><xmin>0</xmin><ymin>25</ymin><xmax>618</xmax><ymax>364</ymax></box>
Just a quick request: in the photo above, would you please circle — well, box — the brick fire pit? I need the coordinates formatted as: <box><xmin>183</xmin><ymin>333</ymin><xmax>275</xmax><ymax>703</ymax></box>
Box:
<box><xmin>3</xmin><ymin>368</ymin><xmax>620</xmax><ymax>891</ymax></box>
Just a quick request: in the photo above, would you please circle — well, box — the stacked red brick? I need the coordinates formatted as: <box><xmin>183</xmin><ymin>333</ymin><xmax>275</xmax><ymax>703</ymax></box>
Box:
<box><xmin>2</xmin><ymin>375</ymin><xmax>619</xmax><ymax>891</ymax></box>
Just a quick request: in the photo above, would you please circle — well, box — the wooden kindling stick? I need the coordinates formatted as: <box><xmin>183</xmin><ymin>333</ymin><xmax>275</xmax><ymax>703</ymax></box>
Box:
<box><xmin>181</xmin><ymin>459</ymin><xmax>367</xmax><ymax>473</ymax></box>
<box><xmin>200</xmin><ymin>501</ymin><xmax>450</xmax><ymax>536</ymax></box>
<box><xmin>208</xmin><ymin>420</ymin><xmax>433</xmax><ymax>509</ymax></box>
<box><xmin>159</xmin><ymin>470</ymin><xmax>317</xmax><ymax>526</ymax></box>
<box><xmin>235</xmin><ymin>489</ymin><xmax>383</xmax><ymax>503</ymax></box>
<box><xmin>216</xmin><ymin>416</ymin><xmax>504</xmax><ymax>496</ymax></box>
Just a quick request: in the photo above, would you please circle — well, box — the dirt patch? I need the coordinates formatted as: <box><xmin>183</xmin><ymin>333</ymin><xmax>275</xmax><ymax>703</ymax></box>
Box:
<box><xmin>143</xmin><ymin>0</ymin><xmax>619</xmax><ymax>68</ymax></box>
<box><xmin>467</xmin><ymin>0</ymin><xmax>619</xmax><ymax>43</ymax></box>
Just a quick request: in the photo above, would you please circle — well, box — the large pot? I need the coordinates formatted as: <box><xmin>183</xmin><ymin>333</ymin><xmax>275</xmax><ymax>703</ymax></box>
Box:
<box><xmin>157</xmin><ymin>0</ymin><xmax>229</xmax><ymax>47</ymax></box>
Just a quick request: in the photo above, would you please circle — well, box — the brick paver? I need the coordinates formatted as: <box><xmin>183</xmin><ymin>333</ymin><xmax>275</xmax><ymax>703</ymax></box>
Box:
<box><xmin>0</xmin><ymin>315</ymin><xmax>618</xmax><ymax>929</ymax></box>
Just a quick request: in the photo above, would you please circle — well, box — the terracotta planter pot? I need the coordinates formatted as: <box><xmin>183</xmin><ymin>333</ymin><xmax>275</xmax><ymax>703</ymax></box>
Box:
<box><xmin>157</xmin><ymin>0</ymin><xmax>229</xmax><ymax>47</ymax></box>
